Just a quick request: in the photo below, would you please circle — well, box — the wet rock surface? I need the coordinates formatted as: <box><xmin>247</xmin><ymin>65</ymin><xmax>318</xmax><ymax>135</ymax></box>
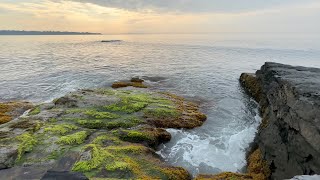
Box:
<box><xmin>0</xmin><ymin>86</ymin><xmax>206</xmax><ymax>179</ymax></box>
<box><xmin>240</xmin><ymin>62</ymin><xmax>320</xmax><ymax>179</ymax></box>
<box><xmin>0</xmin><ymin>102</ymin><xmax>33</xmax><ymax>125</ymax></box>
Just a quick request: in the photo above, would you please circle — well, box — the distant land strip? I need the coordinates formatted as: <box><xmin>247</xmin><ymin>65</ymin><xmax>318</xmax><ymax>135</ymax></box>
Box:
<box><xmin>0</xmin><ymin>30</ymin><xmax>101</xmax><ymax>35</ymax></box>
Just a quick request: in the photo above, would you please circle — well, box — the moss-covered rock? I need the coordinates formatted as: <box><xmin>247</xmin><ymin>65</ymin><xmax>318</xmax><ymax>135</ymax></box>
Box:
<box><xmin>0</xmin><ymin>87</ymin><xmax>205</xmax><ymax>179</ymax></box>
<box><xmin>29</xmin><ymin>106</ymin><xmax>41</xmax><ymax>116</ymax></box>
<box><xmin>239</xmin><ymin>73</ymin><xmax>262</xmax><ymax>102</ymax></box>
<box><xmin>246</xmin><ymin>148</ymin><xmax>270</xmax><ymax>180</ymax></box>
<box><xmin>57</xmin><ymin>131</ymin><xmax>89</xmax><ymax>145</ymax></box>
<box><xmin>113</xmin><ymin>128</ymin><xmax>171</xmax><ymax>148</ymax></box>
<box><xmin>16</xmin><ymin>132</ymin><xmax>38</xmax><ymax>161</ymax></box>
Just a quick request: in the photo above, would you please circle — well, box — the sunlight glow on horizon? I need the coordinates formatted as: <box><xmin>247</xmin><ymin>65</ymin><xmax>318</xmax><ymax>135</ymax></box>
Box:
<box><xmin>0</xmin><ymin>0</ymin><xmax>319</xmax><ymax>34</ymax></box>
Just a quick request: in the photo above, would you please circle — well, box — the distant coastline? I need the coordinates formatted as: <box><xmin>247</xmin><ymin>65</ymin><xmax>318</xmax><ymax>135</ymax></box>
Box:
<box><xmin>0</xmin><ymin>30</ymin><xmax>101</xmax><ymax>35</ymax></box>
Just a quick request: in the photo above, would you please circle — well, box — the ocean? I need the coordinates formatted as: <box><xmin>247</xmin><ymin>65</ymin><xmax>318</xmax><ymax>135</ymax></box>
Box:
<box><xmin>1</xmin><ymin>33</ymin><xmax>320</xmax><ymax>176</ymax></box>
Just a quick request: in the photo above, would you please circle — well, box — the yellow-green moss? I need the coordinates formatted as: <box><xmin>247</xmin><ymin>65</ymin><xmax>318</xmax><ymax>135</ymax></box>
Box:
<box><xmin>105</xmin><ymin>92</ymin><xmax>163</xmax><ymax>114</ymax></box>
<box><xmin>144</xmin><ymin>107</ymin><xmax>180</xmax><ymax>118</ymax></box>
<box><xmin>57</xmin><ymin>131</ymin><xmax>88</xmax><ymax>145</ymax></box>
<box><xmin>72</xmin><ymin>144</ymin><xmax>114</xmax><ymax>172</ymax></box>
<box><xmin>105</xmin><ymin>161</ymin><xmax>130</xmax><ymax>171</ymax></box>
<box><xmin>92</xmin><ymin>135</ymin><xmax>122</xmax><ymax>145</ymax></box>
<box><xmin>85</xmin><ymin>110</ymin><xmax>120</xmax><ymax>119</ymax></box>
<box><xmin>113</xmin><ymin>130</ymin><xmax>154</xmax><ymax>143</ymax></box>
<box><xmin>106</xmin><ymin>145</ymin><xmax>147</xmax><ymax>154</ymax></box>
<box><xmin>44</xmin><ymin>123</ymin><xmax>78</xmax><ymax>135</ymax></box>
<box><xmin>73</xmin><ymin>140</ymin><xmax>188</xmax><ymax>179</ymax></box>
<box><xmin>105</xmin><ymin>101</ymin><xmax>148</xmax><ymax>114</ymax></box>
<box><xmin>105</xmin><ymin>117</ymin><xmax>144</xmax><ymax>129</ymax></box>
<box><xmin>77</xmin><ymin>120</ymin><xmax>105</xmax><ymax>129</ymax></box>
<box><xmin>124</xmin><ymin>93</ymin><xmax>171</xmax><ymax>104</ymax></box>
<box><xmin>16</xmin><ymin>132</ymin><xmax>38</xmax><ymax>160</ymax></box>
<box><xmin>29</xmin><ymin>106</ymin><xmax>41</xmax><ymax>115</ymax></box>
<box><xmin>75</xmin><ymin>116</ymin><xmax>144</xmax><ymax>129</ymax></box>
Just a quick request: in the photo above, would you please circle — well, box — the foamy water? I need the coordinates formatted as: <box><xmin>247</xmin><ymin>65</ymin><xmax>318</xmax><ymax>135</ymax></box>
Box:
<box><xmin>1</xmin><ymin>33</ymin><xmax>320</xmax><ymax>176</ymax></box>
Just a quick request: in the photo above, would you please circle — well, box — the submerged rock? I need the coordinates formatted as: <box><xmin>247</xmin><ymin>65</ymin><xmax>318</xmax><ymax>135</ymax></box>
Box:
<box><xmin>0</xmin><ymin>87</ymin><xmax>206</xmax><ymax>179</ymax></box>
<box><xmin>239</xmin><ymin>62</ymin><xmax>320</xmax><ymax>179</ymax></box>
<box><xmin>112</xmin><ymin>79</ymin><xmax>148</xmax><ymax>89</ymax></box>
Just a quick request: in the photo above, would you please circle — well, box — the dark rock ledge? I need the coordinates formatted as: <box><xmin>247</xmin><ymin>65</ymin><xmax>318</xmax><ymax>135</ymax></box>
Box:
<box><xmin>239</xmin><ymin>62</ymin><xmax>320</xmax><ymax>179</ymax></box>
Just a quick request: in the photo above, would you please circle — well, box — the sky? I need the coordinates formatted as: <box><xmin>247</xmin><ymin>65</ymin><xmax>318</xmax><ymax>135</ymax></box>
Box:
<box><xmin>0</xmin><ymin>0</ymin><xmax>319</xmax><ymax>34</ymax></box>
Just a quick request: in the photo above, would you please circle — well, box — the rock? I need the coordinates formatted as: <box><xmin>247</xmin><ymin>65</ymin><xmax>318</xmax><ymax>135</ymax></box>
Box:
<box><xmin>54</xmin><ymin>96</ymin><xmax>78</xmax><ymax>107</ymax></box>
<box><xmin>0</xmin><ymin>166</ymin><xmax>49</xmax><ymax>180</ymax></box>
<box><xmin>144</xmin><ymin>93</ymin><xmax>207</xmax><ymax>129</ymax></box>
<box><xmin>41</xmin><ymin>171</ymin><xmax>88</xmax><ymax>180</ymax></box>
<box><xmin>0</xmin><ymin>146</ymin><xmax>18</xmax><ymax>170</ymax></box>
<box><xmin>0</xmin><ymin>102</ymin><xmax>33</xmax><ymax>125</ymax></box>
<box><xmin>111</xmin><ymin>81</ymin><xmax>148</xmax><ymax>89</ymax></box>
<box><xmin>240</xmin><ymin>62</ymin><xmax>320</xmax><ymax>179</ymax></box>
<box><xmin>0</xmin><ymin>88</ymin><xmax>204</xmax><ymax>179</ymax></box>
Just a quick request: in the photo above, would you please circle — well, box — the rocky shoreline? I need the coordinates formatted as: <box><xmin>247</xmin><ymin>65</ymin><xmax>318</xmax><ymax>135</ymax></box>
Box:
<box><xmin>1</xmin><ymin>63</ymin><xmax>319</xmax><ymax>180</ymax></box>
<box><xmin>240</xmin><ymin>62</ymin><xmax>320</xmax><ymax>179</ymax></box>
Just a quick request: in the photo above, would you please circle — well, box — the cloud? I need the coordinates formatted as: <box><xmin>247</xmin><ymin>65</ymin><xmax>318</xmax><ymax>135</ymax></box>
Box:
<box><xmin>69</xmin><ymin>0</ymin><xmax>317</xmax><ymax>13</ymax></box>
<box><xmin>0</xmin><ymin>0</ymin><xmax>319</xmax><ymax>34</ymax></box>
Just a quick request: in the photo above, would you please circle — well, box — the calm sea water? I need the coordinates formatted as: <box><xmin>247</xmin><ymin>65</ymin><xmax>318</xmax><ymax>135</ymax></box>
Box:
<box><xmin>1</xmin><ymin>33</ymin><xmax>320</xmax><ymax>176</ymax></box>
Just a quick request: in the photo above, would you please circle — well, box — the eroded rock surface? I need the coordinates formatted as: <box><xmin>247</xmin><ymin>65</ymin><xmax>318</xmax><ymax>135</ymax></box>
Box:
<box><xmin>0</xmin><ymin>102</ymin><xmax>33</xmax><ymax>125</ymax></box>
<box><xmin>240</xmin><ymin>62</ymin><xmax>320</xmax><ymax>179</ymax></box>
<box><xmin>0</xmin><ymin>88</ymin><xmax>206</xmax><ymax>179</ymax></box>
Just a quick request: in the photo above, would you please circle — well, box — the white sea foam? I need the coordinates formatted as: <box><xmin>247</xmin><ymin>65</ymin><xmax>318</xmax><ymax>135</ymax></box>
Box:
<box><xmin>158</xmin><ymin>105</ymin><xmax>261</xmax><ymax>175</ymax></box>
<box><xmin>289</xmin><ymin>175</ymin><xmax>320</xmax><ymax>180</ymax></box>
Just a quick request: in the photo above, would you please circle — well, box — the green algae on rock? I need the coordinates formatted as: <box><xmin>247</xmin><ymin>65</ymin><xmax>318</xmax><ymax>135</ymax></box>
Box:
<box><xmin>0</xmin><ymin>87</ymin><xmax>206</xmax><ymax>179</ymax></box>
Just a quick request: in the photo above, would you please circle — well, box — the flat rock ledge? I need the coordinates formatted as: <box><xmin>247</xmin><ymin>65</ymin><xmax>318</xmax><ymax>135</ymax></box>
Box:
<box><xmin>239</xmin><ymin>62</ymin><xmax>320</xmax><ymax>179</ymax></box>
<box><xmin>0</xmin><ymin>86</ymin><xmax>206</xmax><ymax>179</ymax></box>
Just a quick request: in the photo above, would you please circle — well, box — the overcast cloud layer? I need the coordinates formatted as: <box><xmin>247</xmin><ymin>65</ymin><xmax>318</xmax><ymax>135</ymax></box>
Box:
<box><xmin>71</xmin><ymin>0</ymin><xmax>316</xmax><ymax>13</ymax></box>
